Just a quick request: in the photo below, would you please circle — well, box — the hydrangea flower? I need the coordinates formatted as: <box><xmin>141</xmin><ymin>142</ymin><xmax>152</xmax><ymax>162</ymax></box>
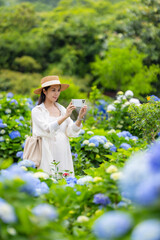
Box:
<box><xmin>117</xmin><ymin>131</ymin><xmax>132</xmax><ymax>138</ymax></box>
<box><xmin>0</xmin><ymin>119</ymin><xmax>3</xmax><ymax>123</ymax></box>
<box><xmin>77</xmin><ymin>215</ymin><xmax>89</xmax><ymax>223</ymax></box>
<box><xmin>10</xmin><ymin>99</ymin><xmax>18</xmax><ymax>105</ymax></box>
<box><xmin>18</xmin><ymin>160</ymin><xmax>36</xmax><ymax>168</ymax></box>
<box><xmin>5</xmin><ymin>109</ymin><xmax>11</xmax><ymax>114</ymax></box>
<box><xmin>77</xmin><ymin>176</ymin><xmax>93</xmax><ymax>185</ymax></box>
<box><xmin>7</xmin><ymin>92</ymin><xmax>14</xmax><ymax>98</ymax></box>
<box><xmin>107</xmin><ymin>104</ymin><xmax>116</xmax><ymax>112</ymax></box>
<box><xmin>120</xmin><ymin>143</ymin><xmax>132</xmax><ymax>150</ymax></box>
<box><xmin>129</xmin><ymin>98</ymin><xmax>140</xmax><ymax>106</ymax></box>
<box><xmin>19</xmin><ymin>116</ymin><xmax>24</xmax><ymax>121</ymax></box>
<box><xmin>0</xmin><ymin>136</ymin><xmax>4</xmax><ymax>142</ymax></box>
<box><xmin>16</xmin><ymin>151</ymin><xmax>23</xmax><ymax>159</ymax></box>
<box><xmin>0</xmin><ymin>199</ymin><xmax>17</xmax><ymax>223</ymax></box>
<box><xmin>89</xmin><ymin>137</ymin><xmax>99</xmax><ymax>147</ymax></box>
<box><xmin>32</xmin><ymin>204</ymin><xmax>58</xmax><ymax>221</ymax></box>
<box><xmin>93</xmin><ymin>211</ymin><xmax>132</xmax><ymax>239</ymax></box>
<box><xmin>34</xmin><ymin>172</ymin><xmax>49</xmax><ymax>179</ymax></box>
<box><xmin>131</xmin><ymin>219</ymin><xmax>160</xmax><ymax>240</ymax></box>
<box><xmin>106</xmin><ymin>165</ymin><xmax>118</xmax><ymax>173</ymax></box>
<box><xmin>103</xmin><ymin>142</ymin><xmax>113</xmax><ymax>149</ymax></box>
<box><xmin>66</xmin><ymin>176</ymin><xmax>77</xmax><ymax>187</ymax></box>
<box><xmin>125</xmin><ymin>90</ymin><xmax>134</xmax><ymax>98</ymax></box>
<box><xmin>0</xmin><ymin>123</ymin><xmax>7</xmax><ymax>128</ymax></box>
<box><xmin>9</xmin><ymin>131</ymin><xmax>21</xmax><ymax>139</ymax></box>
<box><xmin>119</xmin><ymin>142</ymin><xmax>160</xmax><ymax>206</ymax></box>
<box><xmin>0</xmin><ymin>164</ymin><xmax>49</xmax><ymax>197</ymax></box>
<box><xmin>93</xmin><ymin>193</ymin><xmax>111</xmax><ymax>206</ymax></box>
<box><xmin>149</xmin><ymin>95</ymin><xmax>160</xmax><ymax>102</ymax></box>
<box><xmin>109</xmin><ymin>145</ymin><xmax>117</xmax><ymax>152</ymax></box>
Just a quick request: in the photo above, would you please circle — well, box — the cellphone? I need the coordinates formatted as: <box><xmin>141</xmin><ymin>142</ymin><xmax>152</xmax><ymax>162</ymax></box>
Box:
<box><xmin>72</xmin><ymin>99</ymin><xmax>86</xmax><ymax>108</ymax></box>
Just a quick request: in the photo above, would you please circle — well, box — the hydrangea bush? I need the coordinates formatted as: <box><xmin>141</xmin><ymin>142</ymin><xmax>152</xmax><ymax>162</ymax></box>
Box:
<box><xmin>0</xmin><ymin>92</ymin><xmax>33</xmax><ymax>163</ymax></box>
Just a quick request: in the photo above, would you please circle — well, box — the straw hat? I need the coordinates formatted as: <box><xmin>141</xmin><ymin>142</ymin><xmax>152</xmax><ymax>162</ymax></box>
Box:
<box><xmin>34</xmin><ymin>76</ymin><xmax>69</xmax><ymax>94</ymax></box>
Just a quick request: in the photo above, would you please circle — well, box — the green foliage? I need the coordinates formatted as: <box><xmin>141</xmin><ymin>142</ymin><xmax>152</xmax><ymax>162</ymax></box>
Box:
<box><xmin>13</xmin><ymin>56</ymin><xmax>41</xmax><ymax>72</ymax></box>
<box><xmin>0</xmin><ymin>69</ymin><xmax>42</xmax><ymax>95</ymax></box>
<box><xmin>91</xmin><ymin>46</ymin><xmax>160</xmax><ymax>96</ymax></box>
<box><xmin>0</xmin><ymin>92</ymin><xmax>32</xmax><ymax>162</ymax></box>
<box><xmin>128</xmin><ymin>99</ymin><xmax>160</xmax><ymax>142</ymax></box>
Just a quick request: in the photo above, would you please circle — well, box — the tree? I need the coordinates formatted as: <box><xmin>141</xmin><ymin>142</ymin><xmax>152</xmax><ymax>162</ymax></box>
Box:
<box><xmin>91</xmin><ymin>46</ymin><xmax>160</xmax><ymax>96</ymax></box>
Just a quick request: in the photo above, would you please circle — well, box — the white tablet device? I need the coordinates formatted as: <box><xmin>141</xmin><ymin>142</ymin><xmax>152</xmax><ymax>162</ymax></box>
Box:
<box><xmin>72</xmin><ymin>99</ymin><xmax>86</xmax><ymax>108</ymax></box>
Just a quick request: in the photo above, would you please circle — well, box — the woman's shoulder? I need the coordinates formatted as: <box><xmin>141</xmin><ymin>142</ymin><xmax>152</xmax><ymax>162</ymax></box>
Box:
<box><xmin>31</xmin><ymin>103</ymin><xmax>45</xmax><ymax>114</ymax></box>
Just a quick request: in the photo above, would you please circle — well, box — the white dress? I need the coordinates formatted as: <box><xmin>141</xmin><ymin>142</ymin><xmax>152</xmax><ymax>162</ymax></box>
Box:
<box><xmin>31</xmin><ymin>102</ymin><xmax>82</xmax><ymax>177</ymax></box>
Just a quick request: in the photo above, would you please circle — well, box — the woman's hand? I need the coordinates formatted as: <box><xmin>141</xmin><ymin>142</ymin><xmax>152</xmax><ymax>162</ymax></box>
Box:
<box><xmin>78</xmin><ymin>105</ymin><xmax>87</xmax><ymax>120</ymax></box>
<box><xmin>65</xmin><ymin>102</ymin><xmax>76</xmax><ymax>118</ymax></box>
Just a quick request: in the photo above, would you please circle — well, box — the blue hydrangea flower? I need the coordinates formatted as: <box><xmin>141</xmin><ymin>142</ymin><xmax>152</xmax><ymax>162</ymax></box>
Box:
<box><xmin>0</xmin><ymin>164</ymin><xmax>49</xmax><ymax>197</ymax></box>
<box><xmin>0</xmin><ymin>136</ymin><xmax>4</xmax><ymax>142</ymax></box>
<box><xmin>93</xmin><ymin>193</ymin><xmax>111</xmax><ymax>206</ymax></box>
<box><xmin>7</xmin><ymin>92</ymin><xmax>14</xmax><ymax>98</ymax></box>
<box><xmin>89</xmin><ymin>137</ymin><xmax>99</xmax><ymax>147</ymax></box>
<box><xmin>110</xmin><ymin>145</ymin><xmax>117</xmax><ymax>152</ymax></box>
<box><xmin>93</xmin><ymin>211</ymin><xmax>132</xmax><ymax>239</ymax></box>
<box><xmin>66</xmin><ymin>176</ymin><xmax>77</xmax><ymax>187</ymax></box>
<box><xmin>119</xmin><ymin>142</ymin><xmax>160</xmax><ymax>206</ymax></box>
<box><xmin>21</xmin><ymin>142</ymin><xmax>25</xmax><ymax>149</ymax></box>
<box><xmin>120</xmin><ymin>143</ymin><xmax>131</xmax><ymax>150</ymax></box>
<box><xmin>117</xmin><ymin>131</ymin><xmax>132</xmax><ymax>138</ymax></box>
<box><xmin>0</xmin><ymin>199</ymin><xmax>17</xmax><ymax>223</ymax></box>
<box><xmin>10</xmin><ymin>99</ymin><xmax>18</xmax><ymax>105</ymax></box>
<box><xmin>9</xmin><ymin>131</ymin><xmax>21</xmax><ymax>139</ymax></box>
<box><xmin>18</xmin><ymin>159</ymin><xmax>36</xmax><ymax>168</ymax></box>
<box><xmin>150</xmin><ymin>95</ymin><xmax>160</xmax><ymax>102</ymax></box>
<box><xmin>131</xmin><ymin>219</ymin><xmax>160</xmax><ymax>240</ymax></box>
<box><xmin>0</xmin><ymin>119</ymin><xmax>3</xmax><ymax>123</ymax></box>
<box><xmin>16</xmin><ymin>151</ymin><xmax>24</xmax><ymax>159</ymax></box>
<box><xmin>0</xmin><ymin>123</ymin><xmax>7</xmax><ymax>128</ymax></box>
<box><xmin>32</xmin><ymin>203</ymin><xmax>58</xmax><ymax>221</ymax></box>
<box><xmin>19</xmin><ymin>116</ymin><xmax>24</xmax><ymax>121</ymax></box>
<box><xmin>148</xmin><ymin>142</ymin><xmax>160</xmax><ymax>173</ymax></box>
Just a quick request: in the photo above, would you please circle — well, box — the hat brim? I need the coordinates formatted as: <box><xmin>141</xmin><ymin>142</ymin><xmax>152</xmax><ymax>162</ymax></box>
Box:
<box><xmin>34</xmin><ymin>84</ymin><xmax>69</xmax><ymax>94</ymax></box>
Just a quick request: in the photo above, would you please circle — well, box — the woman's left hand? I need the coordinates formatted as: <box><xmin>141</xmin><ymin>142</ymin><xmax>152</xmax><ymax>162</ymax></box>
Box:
<box><xmin>78</xmin><ymin>105</ymin><xmax>87</xmax><ymax>119</ymax></box>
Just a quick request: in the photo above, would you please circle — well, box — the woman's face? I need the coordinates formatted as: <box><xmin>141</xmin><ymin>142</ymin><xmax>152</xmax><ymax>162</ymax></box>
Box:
<box><xmin>43</xmin><ymin>85</ymin><xmax>61</xmax><ymax>103</ymax></box>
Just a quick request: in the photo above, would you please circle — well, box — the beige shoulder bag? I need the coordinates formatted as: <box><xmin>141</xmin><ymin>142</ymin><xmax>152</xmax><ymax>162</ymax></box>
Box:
<box><xmin>23</xmin><ymin>117</ymin><xmax>42</xmax><ymax>167</ymax></box>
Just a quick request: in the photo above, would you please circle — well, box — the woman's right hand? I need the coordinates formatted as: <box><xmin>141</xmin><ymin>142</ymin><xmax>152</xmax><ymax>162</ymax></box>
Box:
<box><xmin>65</xmin><ymin>102</ymin><xmax>76</xmax><ymax>118</ymax></box>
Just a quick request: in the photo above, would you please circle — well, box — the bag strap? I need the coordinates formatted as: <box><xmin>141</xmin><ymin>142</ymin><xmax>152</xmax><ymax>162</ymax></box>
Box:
<box><xmin>30</xmin><ymin>115</ymin><xmax>32</xmax><ymax>137</ymax></box>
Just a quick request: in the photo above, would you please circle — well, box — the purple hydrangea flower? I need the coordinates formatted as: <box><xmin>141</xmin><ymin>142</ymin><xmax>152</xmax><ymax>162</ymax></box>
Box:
<box><xmin>93</xmin><ymin>211</ymin><xmax>132</xmax><ymax>239</ymax></box>
<box><xmin>9</xmin><ymin>131</ymin><xmax>21</xmax><ymax>139</ymax></box>
<box><xmin>93</xmin><ymin>193</ymin><xmax>111</xmax><ymax>206</ymax></box>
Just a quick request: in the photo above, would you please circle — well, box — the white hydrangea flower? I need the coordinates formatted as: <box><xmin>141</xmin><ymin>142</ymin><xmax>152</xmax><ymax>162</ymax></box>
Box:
<box><xmin>121</xmin><ymin>101</ymin><xmax>130</xmax><ymax>109</ymax></box>
<box><xmin>110</xmin><ymin>172</ymin><xmax>123</xmax><ymax>180</ymax></box>
<box><xmin>114</xmin><ymin>100</ymin><xmax>121</xmax><ymax>104</ymax></box>
<box><xmin>107</xmin><ymin>129</ymin><xmax>116</xmax><ymax>134</ymax></box>
<box><xmin>5</xmin><ymin>109</ymin><xmax>11</xmax><ymax>114</ymax></box>
<box><xmin>87</xmin><ymin>131</ymin><xmax>94</xmax><ymax>135</ymax></box>
<box><xmin>129</xmin><ymin>98</ymin><xmax>140</xmax><ymax>106</ymax></box>
<box><xmin>82</xmin><ymin>140</ymin><xmax>89</xmax><ymax>145</ymax></box>
<box><xmin>88</xmin><ymin>143</ymin><xmax>96</xmax><ymax>147</ymax></box>
<box><xmin>106</xmin><ymin>165</ymin><xmax>118</xmax><ymax>173</ymax></box>
<box><xmin>34</xmin><ymin>172</ymin><xmax>49</xmax><ymax>179</ymax></box>
<box><xmin>107</xmin><ymin>105</ymin><xmax>116</xmax><ymax>112</ymax></box>
<box><xmin>77</xmin><ymin>215</ymin><xmax>89</xmax><ymax>223</ymax></box>
<box><xmin>125</xmin><ymin>90</ymin><xmax>134</xmax><ymax>98</ymax></box>
<box><xmin>103</xmin><ymin>142</ymin><xmax>113</xmax><ymax>149</ymax></box>
<box><xmin>77</xmin><ymin>176</ymin><xmax>93</xmax><ymax>185</ymax></box>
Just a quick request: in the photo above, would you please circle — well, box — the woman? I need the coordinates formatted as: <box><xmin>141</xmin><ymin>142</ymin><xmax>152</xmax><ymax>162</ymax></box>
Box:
<box><xmin>32</xmin><ymin>75</ymin><xmax>87</xmax><ymax>177</ymax></box>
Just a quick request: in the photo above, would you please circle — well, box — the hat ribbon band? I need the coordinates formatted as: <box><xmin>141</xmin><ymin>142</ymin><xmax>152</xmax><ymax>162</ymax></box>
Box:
<box><xmin>42</xmin><ymin>80</ymin><xmax>61</xmax><ymax>88</ymax></box>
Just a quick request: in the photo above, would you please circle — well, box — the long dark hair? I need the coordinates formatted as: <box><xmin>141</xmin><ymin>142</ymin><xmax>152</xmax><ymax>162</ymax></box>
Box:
<box><xmin>38</xmin><ymin>86</ymin><xmax>50</xmax><ymax>105</ymax></box>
